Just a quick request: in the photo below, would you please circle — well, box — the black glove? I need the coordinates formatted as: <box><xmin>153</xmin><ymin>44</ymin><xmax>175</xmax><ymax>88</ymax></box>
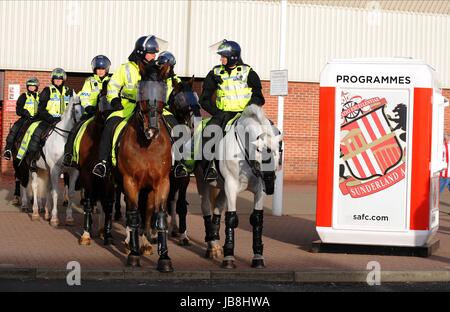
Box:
<box><xmin>49</xmin><ymin>116</ymin><xmax>61</xmax><ymax>124</ymax></box>
<box><xmin>111</xmin><ymin>98</ymin><xmax>123</xmax><ymax>110</ymax></box>
<box><xmin>84</xmin><ymin>106</ymin><xmax>96</xmax><ymax>116</ymax></box>
<box><xmin>23</xmin><ymin>111</ymin><xmax>32</xmax><ymax>119</ymax></box>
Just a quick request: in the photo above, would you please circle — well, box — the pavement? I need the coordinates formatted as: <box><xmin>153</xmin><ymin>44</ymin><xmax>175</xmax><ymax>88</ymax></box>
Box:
<box><xmin>0</xmin><ymin>174</ymin><xmax>450</xmax><ymax>284</ymax></box>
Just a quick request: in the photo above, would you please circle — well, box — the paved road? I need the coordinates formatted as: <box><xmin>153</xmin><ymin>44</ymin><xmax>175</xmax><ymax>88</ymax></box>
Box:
<box><xmin>1</xmin><ymin>279</ymin><xmax>450</xmax><ymax>292</ymax></box>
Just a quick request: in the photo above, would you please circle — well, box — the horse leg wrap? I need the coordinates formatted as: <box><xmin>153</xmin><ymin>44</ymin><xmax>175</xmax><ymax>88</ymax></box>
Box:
<box><xmin>83</xmin><ymin>199</ymin><xmax>93</xmax><ymax>233</ymax></box>
<box><xmin>223</xmin><ymin>212</ymin><xmax>239</xmax><ymax>257</ymax></box>
<box><xmin>103</xmin><ymin>202</ymin><xmax>114</xmax><ymax>238</ymax></box>
<box><xmin>212</xmin><ymin>214</ymin><xmax>221</xmax><ymax>241</ymax></box>
<box><xmin>250</xmin><ymin>210</ymin><xmax>264</xmax><ymax>256</ymax></box>
<box><xmin>203</xmin><ymin>215</ymin><xmax>213</xmax><ymax>242</ymax></box>
<box><xmin>176</xmin><ymin>200</ymin><xmax>188</xmax><ymax>234</ymax></box>
<box><xmin>126</xmin><ymin>210</ymin><xmax>141</xmax><ymax>255</ymax></box>
<box><xmin>153</xmin><ymin>211</ymin><xmax>170</xmax><ymax>258</ymax></box>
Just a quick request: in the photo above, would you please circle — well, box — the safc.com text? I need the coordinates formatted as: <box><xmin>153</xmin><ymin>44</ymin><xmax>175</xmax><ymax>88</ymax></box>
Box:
<box><xmin>353</xmin><ymin>214</ymin><xmax>389</xmax><ymax>222</ymax></box>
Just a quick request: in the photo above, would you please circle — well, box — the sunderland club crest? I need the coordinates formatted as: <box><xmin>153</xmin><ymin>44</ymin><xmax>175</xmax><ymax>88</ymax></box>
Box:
<box><xmin>339</xmin><ymin>92</ymin><xmax>407</xmax><ymax>198</ymax></box>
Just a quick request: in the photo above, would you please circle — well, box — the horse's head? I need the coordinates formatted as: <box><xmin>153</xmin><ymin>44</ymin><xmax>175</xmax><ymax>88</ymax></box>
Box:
<box><xmin>168</xmin><ymin>76</ymin><xmax>201</xmax><ymax>128</ymax></box>
<box><xmin>62</xmin><ymin>94</ymin><xmax>84</xmax><ymax>126</ymax></box>
<box><xmin>239</xmin><ymin>104</ymin><xmax>284</xmax><ymax>195</ymax></box>
<box><xmin>137</xmin><ymin>80</ymin><xmax>167</xmax><ymax>140</ymax></box>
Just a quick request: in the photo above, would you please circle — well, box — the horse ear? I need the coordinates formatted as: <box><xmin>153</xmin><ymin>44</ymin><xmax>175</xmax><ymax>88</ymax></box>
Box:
<box><xmin>189</xmin><ymin>75</ymin><xmax>195</xmax><ymax>87</ymax></box>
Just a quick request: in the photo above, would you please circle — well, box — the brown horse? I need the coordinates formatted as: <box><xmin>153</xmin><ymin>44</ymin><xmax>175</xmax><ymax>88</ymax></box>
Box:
<box><xmin>115</xmin><ymin>74</ymin><xmax>173</xmax><ymax>271</ymax></box>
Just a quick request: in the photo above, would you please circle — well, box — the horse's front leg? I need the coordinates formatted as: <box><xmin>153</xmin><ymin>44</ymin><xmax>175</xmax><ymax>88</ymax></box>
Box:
<box><xmin>20</xmin><ymin>185</ymin><xmax>29</xmax><ymax>212</ymax></box>
<box><xmin>31</xmin><ymin>171</ymin><xmax>40</xmax><ymax>221</ymax></box>
<box><xmin>152</xmin><ymin>179</ymin><xmax>173</xmax><ymax>273</ymax></box>
<box><xmin>176</xmin><ymin>178</ymin><xmax>191</xmax><ymax>246</ymax></box>
<box><xmin>205</xmin><ymin>189</ymin><xmax>225</xmax><ymax>259</ymax></box>
<box><xmin>124</xmin><ymin>178</ymin><xmax>141</xmax><ymax>267</ymax></box>
<box><xmin>250</xmin><ymin>185</ymin><xmax>265</xmax><ymax>269</ymax></box>
<box><xmin>49</xmin><ymin>168</ymin><xmax>60</xmax><ymax>227</ymax></box>
<box><xmin>65</xmin><ymin>169</ymin><xmax>79</xmax><ymax>226</ymax></box>
<box><xmin>222</xmin><ymin>179</ymin><xmax>239</xmax><ymax>269</ymax></box>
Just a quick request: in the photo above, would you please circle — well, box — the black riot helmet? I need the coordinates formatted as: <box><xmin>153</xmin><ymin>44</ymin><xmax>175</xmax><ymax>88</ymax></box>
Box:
<box><xmin>217</xmin><ymin>39</ymin><xmax>241</xmax><ymax>67</ymax></box>
<box><xmin>91</xmin><ymin>55</ymin><xmax>111</xmax><ymax>74</ymax></box>
<box><xmin>134</xmin><ymin>35</ymin><xmax>160</xmax><ymax>60</ymax></box>
<box><xmin>156</xmin><ymin>51</ymin><xmax>176</xmax><ymax>67</ymax></box>
<box><xmin>51</xmin><ymin>68</ymin><xmax>67</xmax><ymax>81</ymax></box>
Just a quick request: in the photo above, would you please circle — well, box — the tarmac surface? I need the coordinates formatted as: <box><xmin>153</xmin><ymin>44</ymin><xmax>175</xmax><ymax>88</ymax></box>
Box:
<box><xmin>0</xmin><ymin>174</ymin><xmax>449</xmax><ymax>285</ymax></box>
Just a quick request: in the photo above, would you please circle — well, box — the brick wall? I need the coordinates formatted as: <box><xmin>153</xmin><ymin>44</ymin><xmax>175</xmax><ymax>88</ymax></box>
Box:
<box><xmin>1</xmin><ymin>69</ymin><xmax>450</xmax><ymax>181</ymax></box>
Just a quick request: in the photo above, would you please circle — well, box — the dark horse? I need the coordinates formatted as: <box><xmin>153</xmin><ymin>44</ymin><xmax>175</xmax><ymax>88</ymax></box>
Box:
<box><xmin>163</xmin><ymin>77</ymin><xmax>201</xmax><ymax>246</ymax></box>
<box><xmin>115</xmin><ymin>67</ymin><xmax>173</xmax><ymax>272</ymax></box>
<box><xmin>77</xmin><ymin>91</ymin><xmax>117</xmax><ymax>246</ymax></box>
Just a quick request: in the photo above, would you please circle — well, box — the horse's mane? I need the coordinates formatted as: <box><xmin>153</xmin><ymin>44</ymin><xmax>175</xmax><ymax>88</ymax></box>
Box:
<box><xmin>242</xmin><ymin>104</ymin><xmax>271</xmax><ymax>127</ymax></box>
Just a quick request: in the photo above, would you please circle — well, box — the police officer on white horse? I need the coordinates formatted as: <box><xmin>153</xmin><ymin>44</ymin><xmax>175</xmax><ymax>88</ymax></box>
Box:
<box><xmin>199</xmin><ymin>39</ymin><xmax>265</xmax><ymax>181</ymax></box>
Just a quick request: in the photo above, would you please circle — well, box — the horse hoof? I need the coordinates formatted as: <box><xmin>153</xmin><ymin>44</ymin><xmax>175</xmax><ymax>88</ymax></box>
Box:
<box><xmin>221</xmin><ymin>260</ymin><xmax>236</xmax><ymax>269</ymax></box>
<box><xmin>31</xmin><ymin>214</ymin><xmax>40</xmax><ymax>221</ymax></box>
<box><xmin>205</xmin><ymin>245</ymin><xmax>223</xmax><ymax>259</ymax></box>
<box><xmin>12</xmin><ymin>197</ymin><xmax>20</xmax><ymax>206</ymax></box>
<box><xmin>140</xmin><ymin>245</ymin><xmax>153</xmax><ymax>256</ymax></box>
<box><xmin>103</xmin><ymin>235</ymin><xmax>114</xmax><ymax>246</ymax></box>
<box><xmin>50</xmin><ymin>219</ymin><xmax>59</xmax><ymax>227</ymax></box>
<box><xmin>124</xmin><ymin>243</ymin><xmax>131</xmax><ymax>255</ymax></box>
<box><xmin>79</xmin><ymin>236</ymin><xmax>91</xmax><ymax>246</ymax></box>
<box><xmin>127</xmin><ymin>254</ymin><xmax>141</xmax><ymax>267</ymax></box>
<box><xmin>251</xmin><ymin>259</ymin><xmax>265</xmax><ymax>269</ymax></box>
<box><xmin>157</xmin><ymin>259</ymin><xmax>174</xmax><ymax>273</ymax></box>
<box><xmin>98</xmin><ymin>228</ymin><xmax>104</xmax><ymax>240</ymax></box>
<box><xmin>65</xmin><ymin>219</ymin><xmax>75</xmax><ymax>226</ymax></box>
<box><xmin>179</xmin><ymin>238</ymin><xmax>191</xmax><ymax>246</ymax></box>
<box><xmin>63</xmin><ymin>201</ymin><xmax>68</xmax><ymax>207</ymax></box>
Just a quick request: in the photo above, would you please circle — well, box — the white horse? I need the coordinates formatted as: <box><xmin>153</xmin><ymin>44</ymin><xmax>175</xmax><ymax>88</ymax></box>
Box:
<box><xmin>30</xmin><ymin>96</ymin><xmax>83</xmax><ymax>226</ymax></box>
<box><xmin>195</xmin><ymin>104</ymin><xmax>283</xmax><ymax>269</ymax></box>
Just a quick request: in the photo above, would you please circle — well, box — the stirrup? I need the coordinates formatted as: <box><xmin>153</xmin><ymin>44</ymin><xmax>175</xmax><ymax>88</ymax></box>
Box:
<box><xmin>3</xmin><ymin>150</ymin><xmax>12</xmax><ymax>160</ymax></box>
<box><xmin>174</xmin><ymin>164</ymin><xmax>189</xmax><ymax>178</ymax></box>
<box><xmin>92</xmin><ymin>161</ymin><xmax>107</xmax><ymax>178</ymax></box>
<box><xmin>204</xmin><ymin>166</ymin><xmax>218</xmax><ymax>182</ymax></box>
<box><xmin>62</xmin><ymin>153</ymin><xmax>73</xmax><ymax>167</ymax></box>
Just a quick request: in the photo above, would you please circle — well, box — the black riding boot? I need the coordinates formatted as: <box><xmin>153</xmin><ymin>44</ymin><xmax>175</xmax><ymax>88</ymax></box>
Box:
<box><xmin>222</xmin><ymin>211</ymin><xmax>238</xmax><ymax>269</ymax></box>
<box><xmin>250</xmin><ymin>210</ymin><xmax>265</xmax><ymax>268</ymax></box>
<box><xmin>4</xmin><ymin>118</ymin><xmax>26</xmax><ymax>160</ymax></box>
<box><xmin>126</xmin><ymin>209</ymin><xmax>141</xmax><ymax>267</ymax></box>
<box><xmin>93</xmin><ymin>117</ymin><xmax>123</xmax><ymax>178</ymax></box>
<box><xmin>62</xmin><ymin>129</ymin><xmax>77</xmax><ymax>166</ymax></box>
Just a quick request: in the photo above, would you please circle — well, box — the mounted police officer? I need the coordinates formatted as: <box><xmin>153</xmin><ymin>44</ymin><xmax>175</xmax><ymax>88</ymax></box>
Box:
<box><xmin>62</xmin><ymin>55</ymin><xmax>112</xmax><ymax>166</ymax></box>
<box><xmin>92</xmin><ymin>35</ymin><xmax>161</xmax><ymax>178</ymax></box>
<box><xmin>26</xmin><ymin>68</ymin><xmax>75</xmax><ymax>171</ymax></box>
<box><xmin>156</xmin><ymin>51</ymin><xmax>194</xmax><ymax>179</ymax></box>
<box><xmin>199</xmin><ymin>39</ymin><xmax>265</xmax><ymax>181</ymax></box>
<box><xmin>3</xmin><ymin>77</ymin><xmax>40</xmax><ymax>160</ymax></box>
